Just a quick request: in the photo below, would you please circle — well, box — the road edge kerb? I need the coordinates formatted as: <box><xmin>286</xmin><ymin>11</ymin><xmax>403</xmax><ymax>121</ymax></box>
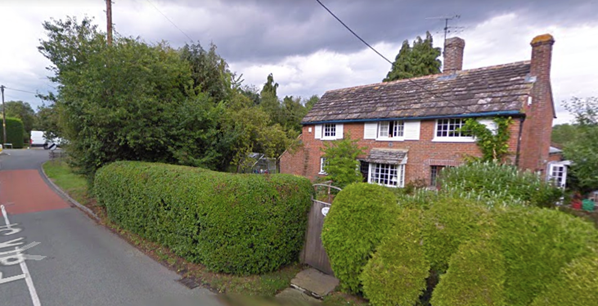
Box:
<box><xmin>39</xmin><ymin>160</ymin><xmax>100</xmax><ymax>222</ymax></box>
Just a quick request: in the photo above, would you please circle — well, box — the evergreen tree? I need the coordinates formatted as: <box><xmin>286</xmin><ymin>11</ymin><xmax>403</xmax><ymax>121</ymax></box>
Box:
<box><xmin>383</xmin><ymin>31</ymin><xmax>441</xmax><ymax>82</ymax></box>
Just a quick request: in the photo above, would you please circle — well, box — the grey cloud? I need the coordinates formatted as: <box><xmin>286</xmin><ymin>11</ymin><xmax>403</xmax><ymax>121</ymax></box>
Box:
<box><xmin>133</xmin><ymin>0</ymin><xmax>598</xmax><ymax>64</ymax></box>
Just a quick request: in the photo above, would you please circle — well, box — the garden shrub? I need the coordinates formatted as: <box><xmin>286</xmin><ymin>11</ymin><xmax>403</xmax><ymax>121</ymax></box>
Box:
<box><xmin>361</xmin><ymin>209</ymin><xmax>430</xmax><ymax>306</ymax></box>
<box><xmin>431</xmin><ymin>238</ymin><xmax>506</xmax><ymax>306</ymax></box>
<box><xmin>421</xmin><ymin>198</ymin><xmax>493</xmax><ymax>272</ymax></box>
<box><xmin>321</xmin><ymin>183</ymin><xmax>399</xmax><ymax>294</ymax></box>
<box><xmin>439</xmin><ymin>161</ymin><xmax>562</xmax><ymax>208</ymax></box>
<box><xmin>0</xmin><ymin>117</ymin><xmax>25</xmax><ymax>148</ymax></box>
<box><xmin>94</xmin><ymin>161</ymin><xmax>313</xmax><ymax>275</ymax></box>
<box><xmin>530</xmin><ymin>254</ymin><xmax>598</xmax><ymax>306</ymax></box>
<box><xmin>492</xmin><ymin>207</ymin><xmax>598</xmax><ymax>305</ymax></box>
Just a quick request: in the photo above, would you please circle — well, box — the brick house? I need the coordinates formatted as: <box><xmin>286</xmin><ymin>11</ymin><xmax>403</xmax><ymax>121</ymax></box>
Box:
<box><xmin>280</xmin><ymin>34</ymin><xmax>557</xmax><ymax>188</ymax></box>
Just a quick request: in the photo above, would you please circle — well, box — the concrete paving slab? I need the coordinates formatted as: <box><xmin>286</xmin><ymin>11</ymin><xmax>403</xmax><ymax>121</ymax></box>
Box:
<box><xmin>290</xmin><ymin>268</ymin><xmax>339</xmax><ymax>298</ymax></box>
<box><xmin>276</xmin><ymin>288</ymin><xmax>321</xmax><ymax>305</ymax></box>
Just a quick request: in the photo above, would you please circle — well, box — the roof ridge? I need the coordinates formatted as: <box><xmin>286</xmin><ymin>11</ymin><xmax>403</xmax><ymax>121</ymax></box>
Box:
<box><xmin>325</xmin><ymin>60</ymin><xmax>532</xmax><ymax>93</ymax></box>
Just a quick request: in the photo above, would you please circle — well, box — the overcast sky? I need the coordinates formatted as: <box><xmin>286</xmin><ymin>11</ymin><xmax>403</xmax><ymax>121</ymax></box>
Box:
<box><xmin>1</xmin><ymin>0</ymin><xmax>597</xmax><ymax>124</ymax></box>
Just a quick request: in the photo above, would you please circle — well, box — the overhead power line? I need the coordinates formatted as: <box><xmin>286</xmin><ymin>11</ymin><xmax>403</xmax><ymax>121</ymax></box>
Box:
<box><xmin>314</xmin><ymin>0</ymin><xmax>462</xmax><ymax>108</ymax></box>
<box><xmin>315</xmin><ymin>0</ymin><xmax>393</xmax><ymax>65</ymax></box>
<box><xmin>2</xmin><ymin>87</ymin><xmax>39</xmax><ymax>96</ymax></box>
<box><xmin>145</xmin><ymin>0</ymin><xmax>193</xmax><ymax>42</ymax></box>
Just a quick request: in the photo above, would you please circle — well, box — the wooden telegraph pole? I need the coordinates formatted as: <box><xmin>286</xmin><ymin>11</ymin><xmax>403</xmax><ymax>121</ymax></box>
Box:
<box><xmin>106</xmin><ymin>0</ymin><xmax>113</xmax><ymax>45</ymax></box>
<box><xmin>1</xmin><ymin>85</ymin><xmax>6</xmax><ymax>146</ymax></box>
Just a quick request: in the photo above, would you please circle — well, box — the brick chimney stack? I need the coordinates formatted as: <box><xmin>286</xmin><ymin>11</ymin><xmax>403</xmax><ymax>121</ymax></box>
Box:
<box><xmin>530</xmin><ymin>34</ymin><xmax>555</xmax><ymax>83</ymax></box>
<box><xmin>519</xmin><ymin>33</ymin><xmax>556</xmax><ymax>174</ymax></box>
<box><xmin>443</xmin><ymin>37</ymin><xmax>465</xmax><ymax>74</ymax></box>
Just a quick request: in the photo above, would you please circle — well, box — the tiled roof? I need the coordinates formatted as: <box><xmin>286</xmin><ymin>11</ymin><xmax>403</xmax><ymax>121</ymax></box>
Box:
<box><xmin>303</xmin><ymin>61</ymin><xmax>534</xmax><ymax>124</ymax></box>
<box><xmin>359</xmin><ymin>148</ymin><xmax>408</xmax><ymax>165</ymax></box>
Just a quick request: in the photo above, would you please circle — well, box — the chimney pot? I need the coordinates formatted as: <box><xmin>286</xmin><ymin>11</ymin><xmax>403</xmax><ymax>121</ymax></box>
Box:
<box><xmin>443</xmin><ymin>37</ymin><xmax>465</xmax><ymax>74</ymax></box>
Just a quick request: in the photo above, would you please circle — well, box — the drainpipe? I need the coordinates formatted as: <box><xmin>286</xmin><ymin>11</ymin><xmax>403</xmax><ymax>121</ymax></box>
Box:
<box><xmin>515</xmin><ymin>116</ymin><xmax>525</xmax><ymax>167</ymax></box>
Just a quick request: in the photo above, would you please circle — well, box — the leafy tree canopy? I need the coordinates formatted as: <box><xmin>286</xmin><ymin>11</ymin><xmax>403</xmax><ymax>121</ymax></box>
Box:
<box><xmin>383</xmin><ymin>31</ymin><xmax>441</xmax><ymax>82</ymax></box>
<box><xmin>2</xmin><ymin>101</ymin><xmax>36</xmax><ymax>134</ymax></box>
<box><xmin>561</xmin><ymin>97</ymin><xmax>598</xmax><ymax>190</ymax></box>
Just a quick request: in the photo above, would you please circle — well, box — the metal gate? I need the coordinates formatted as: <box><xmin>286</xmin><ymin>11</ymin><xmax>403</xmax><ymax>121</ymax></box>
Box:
<box><xmin>301</xmin><ymin>183</ymin><xmax>341</xmax><ymax>275</ymax></box>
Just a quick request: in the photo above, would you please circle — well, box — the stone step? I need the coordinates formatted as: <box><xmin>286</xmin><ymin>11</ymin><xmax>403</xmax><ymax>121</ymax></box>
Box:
<box><xmin>290</xmin><ymin>268</ymin><xmax>339</xmax><ymax>299</ymax></box>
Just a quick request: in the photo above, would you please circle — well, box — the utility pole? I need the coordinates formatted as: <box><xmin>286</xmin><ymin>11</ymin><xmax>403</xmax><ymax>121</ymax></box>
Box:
<box><xmin>106</xmin><ymin>0</ymin><xmax>113</xmax><ymax>45</ymax></box>
<box><xmin>1</xmin><ymin>85</ymin><xmax>6</xmax><ymax>146</ymax></box>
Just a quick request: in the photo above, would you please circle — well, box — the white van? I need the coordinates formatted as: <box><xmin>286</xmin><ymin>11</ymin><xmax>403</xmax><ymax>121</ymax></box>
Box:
<box><xmin>31</xmin><ymin>131</ymin><xmax>46</xmax><ymax>147</ymax></box>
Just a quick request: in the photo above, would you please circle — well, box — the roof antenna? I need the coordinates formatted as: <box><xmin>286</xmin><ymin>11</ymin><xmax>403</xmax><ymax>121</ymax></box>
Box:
<box><xmin>426</xmin><ymin>15</ymin><xmax>463</xmax><ymax>48</ymax></box>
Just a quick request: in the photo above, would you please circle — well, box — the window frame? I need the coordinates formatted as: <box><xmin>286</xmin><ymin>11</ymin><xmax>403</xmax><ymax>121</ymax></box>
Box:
<box><xmin>377</xmin><ymin>120</ymin><xmax>405</xmax><ymax>141</ymax></box>
<box><xmin>433</xmin><ymin>118</ymin><xmax>475</xmax><ymax>142</ymax></box>
<box><xmin>548</xmin><ymin>163</ymin><xmax>567</xmax><ymax>188</ymax></box>
<box><xmin>319</xmin><ymin>157</ymin><xmax>328</xmax><ymax>175</ymax></box>
<box><xmin>430</xmin><ymin>165</ymin><xmax>445</xmax><ymax>187</ymax></box>
<box><xmin>368</xmin><ymin>163</ymin><xmax>405</xmax><ymax>188</ymax></box>
<box><xmin>322</xmin><ymin>123</ymin><xmax>337</xmax><ymax>140</ymax></box>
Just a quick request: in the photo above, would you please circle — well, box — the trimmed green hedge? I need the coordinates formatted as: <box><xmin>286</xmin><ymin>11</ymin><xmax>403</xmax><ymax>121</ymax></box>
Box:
<box><xmin>94</xmin><ymin>161</ymin><xmax>313</xmax><ymax>275</ymax></box>
<box><xmin>321</xmin><ymin>183</ymin><xmax>399</xmax><ymax>294</ymax></box>
<box><xmin>361</xmin><ymin>209</ymin><xmax>429</xmax><ymax>306</ymax></box>
<box><xmin>493</xmin><ymin>207</ymin><xmax>598</xmax><ymax>306</ymax></box>
<box><xmin>422</xmin><ymin>198</ymin><xmax>493</xmax><ymax>272</ymax></box>
<box><xmin>431</xmin><ymin>238</ymin><xmax>506</xmax><ymax>306</ymax></box>
<box><xmin>0</xmin><ymin>117</ymin><xmax>25</xmax><ymax>148</ymax></box>
<box><xmin>530</xmin><ymin>254</ymin><xmax>598</xmax><ymax>306</ymax></box>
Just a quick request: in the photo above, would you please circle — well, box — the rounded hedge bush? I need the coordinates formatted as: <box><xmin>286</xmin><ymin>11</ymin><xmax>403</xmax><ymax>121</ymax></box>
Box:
<box><xmin>421</xmin><ymin>198</ymin><xmax>493</xmax><ymax>272</ymax></box>
<box><xmin>530</xmin><ymin>254</ymin><xmax>598</xmax><ymax>306</ymax></box>
<box><xmin>492</xmin><ymin>207</ymin><xmax>598</xmax><ymax>306</ymax></box>
<box><xmin>431</xmin><ymin>238</ymin><xmax>506</xmax><ymax>306</ymax></box>
<box><xmin>94</xmin><ymin>161</ymin><xmax>313</xmax><ymax>275</ymax></box>
<box><xmin>361</xmin><ymin>209</ymin><xmax>430</xmax><ymax>306</ymax></box>
<box><xmin>321</xmin><ymin>183</ymin><xmax>399</xmax><ymax>294</ymax></box>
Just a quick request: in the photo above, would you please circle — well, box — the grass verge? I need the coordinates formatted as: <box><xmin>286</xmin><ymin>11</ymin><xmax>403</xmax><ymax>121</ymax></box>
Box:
<box><xmin>42</xmin><ymin>160</ymin><xmax>301</xmax><ymax>297</ymax></box>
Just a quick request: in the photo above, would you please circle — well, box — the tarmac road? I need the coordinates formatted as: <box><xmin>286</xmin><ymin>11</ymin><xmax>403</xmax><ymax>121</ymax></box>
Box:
<box><xmin>0</xmin><ymin>149</ymin><xmax>220</xmax><ymax>306</ymax></box>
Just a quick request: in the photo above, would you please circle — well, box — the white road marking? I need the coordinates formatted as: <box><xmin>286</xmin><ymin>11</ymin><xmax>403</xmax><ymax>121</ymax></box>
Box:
<box><xmin>0</xmin><ymin>204</ymin><xmax>43</xmax><ymax>306</ymax></box>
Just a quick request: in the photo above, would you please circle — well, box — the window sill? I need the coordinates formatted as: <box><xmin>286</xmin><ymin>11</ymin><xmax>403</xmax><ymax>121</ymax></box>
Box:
<box><xmin>432</xmin><ymin>137</ymin><xmax>476</xmax><ymax>143</ymax></box>
<box><xmin>318</xmin><ymin>172</ymin><xmax>327</xmax><ymax>175</ymax></box>
<box><xmin>375</xmin><ymin>137</ymin><xmax>405</xmax><ymax>142</ymax></box>
<box><xmin>321</xmin><ymin>137</ymin><xmax>337</xmax><ymax>141</ymax></box>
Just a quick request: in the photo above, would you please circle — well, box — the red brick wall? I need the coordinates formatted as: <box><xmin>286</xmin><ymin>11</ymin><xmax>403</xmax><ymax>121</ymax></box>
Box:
<box><xmin>280</xmin><ymin>119</ymin><xmax>522</xmax><ymax>185</ymax></box>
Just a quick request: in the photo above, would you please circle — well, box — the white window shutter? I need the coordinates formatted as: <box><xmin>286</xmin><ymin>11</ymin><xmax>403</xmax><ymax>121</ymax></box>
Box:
<box><xmin>479</xmin><ymin>119</ymin><xmax>498</xmax><ymax>135</ymax></box>
<box><xmin>364</xmin><ymin>122</ymin><xmax>377</xmax><ymax>139</ymax></box>
<box><xmin>336</xmin><ymin>124</ymin><xmax>344</xmax><ymax>139</ymax></box>
<box><xmin>314</xmin><ymin>125</ymin><xmax>322</xmax><ymax>139</ymax></box>
<box><xmin>403</xmin><ymin>121</ymin><xmax>421</xmax><ymax>140</ymax></box>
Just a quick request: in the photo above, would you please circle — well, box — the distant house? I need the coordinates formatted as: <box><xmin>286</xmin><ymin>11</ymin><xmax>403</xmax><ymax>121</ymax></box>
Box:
<box><xmin>280</xmin><ymin>34</ymin><xmax>559</xmax><ymax>188</ymax></box>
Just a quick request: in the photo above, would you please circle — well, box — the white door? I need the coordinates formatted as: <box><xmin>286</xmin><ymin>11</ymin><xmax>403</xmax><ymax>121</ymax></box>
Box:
<box><xmin>548</xmin><ymin>163</ymin><xmax>567</xmax><ymax>188</ymax></box>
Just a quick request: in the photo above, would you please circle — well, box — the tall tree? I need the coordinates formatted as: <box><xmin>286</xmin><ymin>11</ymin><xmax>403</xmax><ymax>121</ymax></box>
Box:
<box><xmin>383</xmin><ymin>31</ymin><xmax>441</xmax><ymax>82</ymax></box>
<box><xmin>39</xmin><ymin>17</ymin><xmax>224</xmax><ymax>181</ymax></box>
<box><xmin>261</xmin><ymin>73</ymin><xmax>278</xmax><ymax>97</ymax></box>
<box><xmin>180</xmin><ymin>42</ymin><xmax>232</xmax><ymax>103</ymax></box>
<box><xmin>2</xmin><ymin>101</ymin><xmax>36</xmax><ymax>134</ymax></box>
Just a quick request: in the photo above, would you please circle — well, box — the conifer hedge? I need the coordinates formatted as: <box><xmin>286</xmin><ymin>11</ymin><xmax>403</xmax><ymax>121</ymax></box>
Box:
<box><xmin>94</xmin><ymin>161</ymin><xmax>313</xmax><ymax>275</ymax></box>
<box><xmin>0</xmin><ymin>117</ymin><xmax>25</xmax><ymax>148</ymax></box>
